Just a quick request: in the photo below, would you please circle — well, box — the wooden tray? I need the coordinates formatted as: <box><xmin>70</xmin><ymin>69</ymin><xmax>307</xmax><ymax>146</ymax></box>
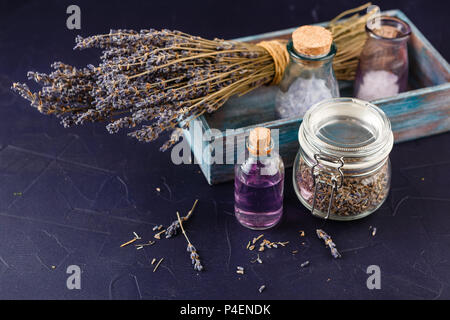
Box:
<box><xmin>183</xmin><ymin>9</ymin><xmax>450</xmax><ymax>185</ymax></box>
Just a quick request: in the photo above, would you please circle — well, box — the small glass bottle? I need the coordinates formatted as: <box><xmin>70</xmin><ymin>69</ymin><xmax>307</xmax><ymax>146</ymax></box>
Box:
<box><xmin>354</xmin><ymin>16</ymin><xmax>411</xmax><ymax>100</ymax></box>
<box><xmin>276</xmin><ymin>25</ymin><xmax>339</xmax><ymax>119</ymax></box>
<box><xmin>235</xmin><ymin>127</ymin><xmax>284</xmax><ymax>230</ymax></box>
<box><xmin>293</xmin><ymin>98</ymin><xmax>393</xmax><ymax>221</ymax></box>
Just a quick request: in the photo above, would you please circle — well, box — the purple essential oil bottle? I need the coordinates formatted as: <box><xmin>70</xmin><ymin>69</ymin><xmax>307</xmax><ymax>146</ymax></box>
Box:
<box><xmin>234</xmin><ymin>127</ymin><xmax>284</xmax><ymax>230</ymax></box>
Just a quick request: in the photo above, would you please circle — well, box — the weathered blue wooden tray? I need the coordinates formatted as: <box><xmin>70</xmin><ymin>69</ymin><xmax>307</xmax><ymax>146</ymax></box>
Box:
<box><xmin>183</xmin><ymin>9</ymin><xmax>450</xmax><ymax>185</ymax></box>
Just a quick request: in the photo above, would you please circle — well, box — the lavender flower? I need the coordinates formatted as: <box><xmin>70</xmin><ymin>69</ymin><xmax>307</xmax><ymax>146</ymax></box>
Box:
<box><xmin>165</xmin><ymin>220</ymin><xmax>180</xmax><ymax>238</ymax></box>
<box><xmin>165</xmin><ymin>199</ymin><xmax>198</xmax><ymax>238</ymax></box>
<box><xmin>316</xmin><ymin>229</ymin><xmax>341</xmax><ymax>259</ymax></box>
<box><xmin>187</xmin><ymin>244</ymin><xmax>203</xmax><ymax>271</ymax></box>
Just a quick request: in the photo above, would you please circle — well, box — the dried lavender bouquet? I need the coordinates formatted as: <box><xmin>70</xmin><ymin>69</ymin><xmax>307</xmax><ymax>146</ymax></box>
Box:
<box><xmin>12</xmin><ymin>30</ymin><xmax>287</xmax><ymax>150</ymax></box>
<box><xmin>11</xmin><ymin>4</ymin><xmax>373</xmax><ymax>149</ymax></box>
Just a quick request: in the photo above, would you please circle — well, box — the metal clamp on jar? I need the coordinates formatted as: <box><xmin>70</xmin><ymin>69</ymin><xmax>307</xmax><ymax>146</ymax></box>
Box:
<box><xmin>293</xmin><ymin>98</ymin><xmax>394</xmax><ymax>221</ymax></box>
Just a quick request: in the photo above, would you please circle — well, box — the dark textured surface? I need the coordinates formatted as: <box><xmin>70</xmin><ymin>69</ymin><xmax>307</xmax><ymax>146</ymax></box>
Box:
<box><xmin>1</xmin><ymin>0</ymin><xmax>450</xmax><ymax>300</ymax></box>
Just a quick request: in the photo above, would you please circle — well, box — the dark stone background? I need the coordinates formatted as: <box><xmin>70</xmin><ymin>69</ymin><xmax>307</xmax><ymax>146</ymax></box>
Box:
<box><xmin>0</xmin><ymin>0</ymin><xmax>449</xmax><ymax>299</ymax></box>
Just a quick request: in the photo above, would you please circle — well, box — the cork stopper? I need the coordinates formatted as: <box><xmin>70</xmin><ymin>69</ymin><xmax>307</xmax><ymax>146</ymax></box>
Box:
<box><xmin>292</xmin><ymin>25</ymin><xmax>333</xmax><ymax>57</ymax></box>
<box><xmin>248</xmin><ymin>127</ymin><xmax>272</xmax><ymax>156</ymax></box>
<box><xmin>373</xmin><ymin>25</ymin><xmax>399</xmax><ymax>39</ymax></box>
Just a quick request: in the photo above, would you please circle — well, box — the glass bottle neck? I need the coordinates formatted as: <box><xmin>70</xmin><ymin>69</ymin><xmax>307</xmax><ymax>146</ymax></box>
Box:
<box><xmin>365</xmin><ymin>32</ymin><xmax>409</xmax><ymax>50</ymax></box>
<box><xmin>365</xmin><ymin>16</ymin><xmax>411</xmax><ymax>46</ymax></box>
<box><xmin>242</xmin><ymin>148</ymin><xmax>282</xmax><ymax>177</ymax></box>
<box><xmin>287</xmin><ymin>41</ymin><xmax>336</xmax><ymax>71</ymax></box>
<box><xmin>247</xmin><ymin>152</ymin><xmax>273</xmax><ymax>161</ymax></box>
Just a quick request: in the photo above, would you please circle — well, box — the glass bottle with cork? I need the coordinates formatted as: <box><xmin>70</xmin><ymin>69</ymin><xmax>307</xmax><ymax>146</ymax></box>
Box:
<box><xmin>354</xmin><ymin>16</ymin><xmax>411</xmax><ymax>100</ymax></box>
<box><xmin>234</xmin><ymin>127</ymin><xmax>284</xmax><ymax>230</ymax></box>
<box><xmin>275</xmin><ymin>25</ymin><xmax>339</xmax><ymax>119</ymax></box>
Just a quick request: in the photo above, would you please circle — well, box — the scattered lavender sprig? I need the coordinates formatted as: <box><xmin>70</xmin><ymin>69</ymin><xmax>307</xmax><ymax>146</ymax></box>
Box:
<box><xmin>165</xmin><ymin>199</ymin><xmax>198</xmax><ymax>238</ymax></box>
<box><xmin>176</xmin><ymin>211</ymin><xmax>203</xmax><ymax>272</ymax></box>
<box><xmin>187</xmin><ymin>243</ymin><xmax>203</xmax><ymax>272</ymax></box>
<box><xmin>164</xmin><ymin>220</ymin><xmax>180</xmax><ymax>238</ymax></box>
<box><xmin>316</xmin><ymin>229</ymin><xmax>341</xmax><ymax>259</ymax></box>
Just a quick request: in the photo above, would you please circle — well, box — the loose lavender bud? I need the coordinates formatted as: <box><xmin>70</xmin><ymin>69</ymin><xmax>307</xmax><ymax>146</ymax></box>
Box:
<box><xmin>316</xmin><ymin>229</ymin><xmax>341</xmax><ymax>259</ymax></box>
<box><xmin>187</xmin><ymin>244</ymin><xmax>203</xmax><ymax>271</ymax></box>
<box><xmin>165</xmin><ymin>220</ymin><xmax>180</xmax><ymax>238</ymax></box>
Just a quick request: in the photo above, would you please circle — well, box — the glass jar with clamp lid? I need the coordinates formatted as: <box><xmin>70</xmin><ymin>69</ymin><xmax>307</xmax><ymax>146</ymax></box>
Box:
<box><xmin>293</xmin><ymin>98</ymin><xmax>393</xmax><ymax>221</ymax></box>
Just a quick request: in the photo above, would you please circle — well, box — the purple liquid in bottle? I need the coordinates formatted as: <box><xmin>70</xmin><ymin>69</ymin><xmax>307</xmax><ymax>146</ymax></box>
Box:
<box><xmin>235</xmin><ymin>158</ymin><xmax>284</xmax><ymax>230</ymax></box>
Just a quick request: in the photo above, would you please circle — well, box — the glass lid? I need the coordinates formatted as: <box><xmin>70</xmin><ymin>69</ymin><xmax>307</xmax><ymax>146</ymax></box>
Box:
<box><xmin>299</xmin><ymin>98</ymin><xmax>393</xmax><ymax>169</ymax></box>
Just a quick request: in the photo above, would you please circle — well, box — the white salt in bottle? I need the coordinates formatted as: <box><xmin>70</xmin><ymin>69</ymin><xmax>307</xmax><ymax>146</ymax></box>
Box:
<box><xmin>354</xmin><ymin>16</ymin><xmax>411</xmax><ymax>100</ymax></box>
<box><xmin>275</xmin><ymin>26</ymin><xmax>339</xmax><ymax>119</ymax></box>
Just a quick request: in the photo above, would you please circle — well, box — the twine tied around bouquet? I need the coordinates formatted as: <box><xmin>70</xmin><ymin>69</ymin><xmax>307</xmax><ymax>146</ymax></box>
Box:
<box><xmin>256</xmin><ymin>40</ymin><xmax>290</xmax><ymax>85</ymax></box>
<box><xmin>256</xmin><ymin>25</ymin><xmax>333</xmax><ymax>85</ymax></box>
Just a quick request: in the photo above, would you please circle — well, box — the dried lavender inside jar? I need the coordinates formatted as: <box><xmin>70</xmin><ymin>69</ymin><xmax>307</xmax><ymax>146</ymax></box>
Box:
<box><xmin>293</xmin><ymin>98</ymin><xmax>394</xmax><ymax>221</ymax></box>
<box><xmin>295</xmin><ymin>155</ymin><xmax>390</xmax><ymax>218</ymax></box>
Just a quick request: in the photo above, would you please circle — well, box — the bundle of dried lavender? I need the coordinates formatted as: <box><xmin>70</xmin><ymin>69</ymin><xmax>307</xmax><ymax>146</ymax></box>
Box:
<box><xmin>316</xmin><ymin>229</ymin><xmax>341</xmax><ymax>259</ymax></box>
<box><xmin>12</xmin><ymin>30</ymin><xmax>281</xmax><ymax>150</ymax></box>
<box><xmin>11</xmin><ymin>5</ymin><xmax>373</xmax><ymax>149</ymax></box>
